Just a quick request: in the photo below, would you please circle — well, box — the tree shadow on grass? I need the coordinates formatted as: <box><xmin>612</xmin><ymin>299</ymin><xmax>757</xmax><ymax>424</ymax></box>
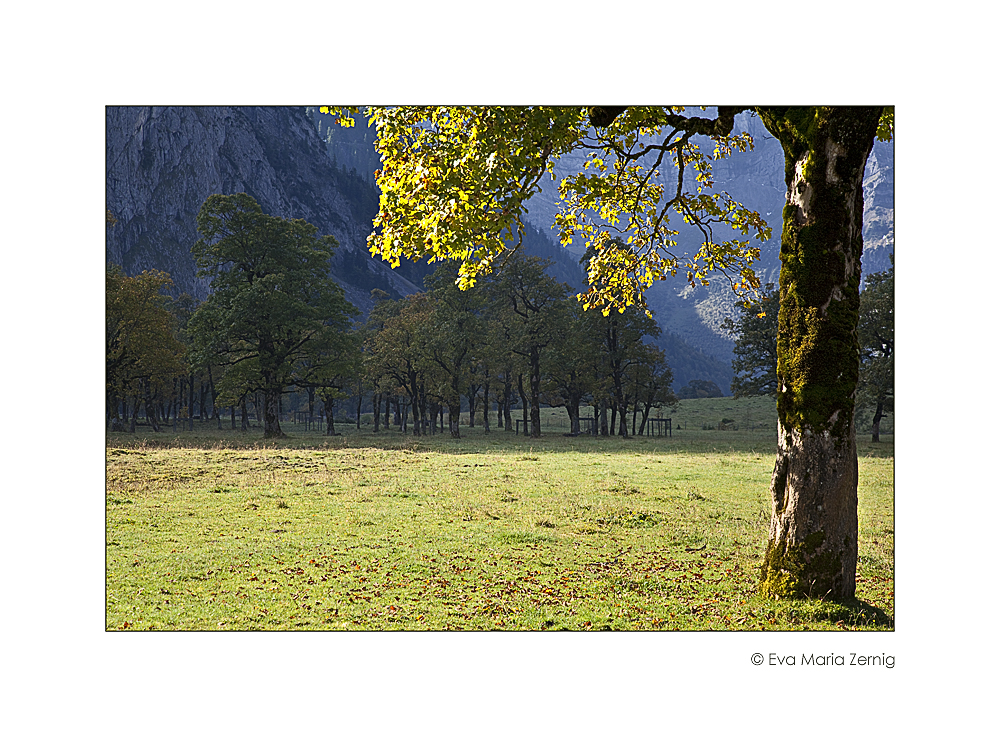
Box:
<box><xmin>107</xmin><ymin>426</ymin><xmax>891</xmax><ymax>463</ymax></box>
<box><xmin>768</xmin><ymin>596</ymin><xmax>894</xmax><ymax>630</ymax></box>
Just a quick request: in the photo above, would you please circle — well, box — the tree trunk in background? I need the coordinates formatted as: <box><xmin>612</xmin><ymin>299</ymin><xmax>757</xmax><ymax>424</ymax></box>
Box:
<box><xmin>500</xmin><ymin>375</ymin><xmax>512</xmax><ymax>431</ymax></box>
<box><xmin>517</xmin><ymin>374</ymin><xmax>528</xmax><ymax>435</ymax></box>
<box><xmin>567</xmin><ymin>402</ymin><xmax>580</xmax><ymax>436</ymax></box>
<box><xmin>482</xmin><ymin>381</ymin><xmax>491</xmax><ymax>434</ymax></box>
<box><xmin>108</xmin><ymin>391</ymin><xmax>124</xmax><ymax>432</ymax></box>
<box><xmin>503</xmin><ymin>378</ymin><xmax>513</xmax><ymax>431</ymax></box>
<box><xmin>871</xmin><ymin>400</ymin><xmax>884</xmax><ymax>443</ymax></box>
<box><xmin>419</xmin><ymin>385</ymin><xmax>430</xmax><ymax>435</ymax></box>
<box><xmin>240</xmin><ymin>396</ymin><xmax>249</xmax><ymax>431</ymax></box>
<box><xmin>263</xmin><ymin>383</ymin><xmax>284</xmax><ymax>438</ymax></box>
<box><xmin>129</xmin><ymin>395</ymin><xmax>140</xmax><ymax>433</ymax></box>
<box><xmin>207</xmin><ymin>367</ymin><xmax>217</xmax><ymax>421</ymax></box>
<box><xmin>199</xmin><ymin>380</ymin><xmax>208</xmax><ymax>422</ymax></box>
<box><xmin>756</xmin><ymin>107</ymin><xmax>882</xmax><ymax>601</ymax></box>
<box><xmin>638</xmin><ymin>404</ymin><xmax>652</xmax><ymax>436</ymax></box>
<box><xmin>188</xmin><ymin>373</ymin><xmax>195</xmax><ymax>431</ymax></box>
<box><xmin>324</xmin><ymin>396</ymin><xmax>337</xmax><ymax>435</ymax></box>
<box><xmin>408</xmin><ymin>378</ymin><xmax>423</xmax><ymax>436</ymax></box>
<box><xmin>143</xmin><ymin>380</ymin><xmax>161</xmax><ymax>432</ymax></box>
<box><xmin>529</xmin><ymin>347</ymin><xmax>542</xmax><ymax>438</ymax></box>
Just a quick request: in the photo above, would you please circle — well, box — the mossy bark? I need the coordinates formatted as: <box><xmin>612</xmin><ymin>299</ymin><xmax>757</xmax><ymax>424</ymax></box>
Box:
<box><xmin>756</xmin><ymin>107</ymin><xmax>883</xmax><ymax>600</ymax></box>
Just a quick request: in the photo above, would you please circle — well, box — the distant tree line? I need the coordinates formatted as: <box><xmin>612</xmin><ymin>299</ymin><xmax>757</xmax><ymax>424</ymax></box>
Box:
<box><xmin>106</xmin><ymin>194</ymin><xmax>682</xmax><ymax>439</ymax></box>
<box><xmin>363</xmin><ymin>253</ymin><xmax>677</xmax><ymax>439</ymax></box>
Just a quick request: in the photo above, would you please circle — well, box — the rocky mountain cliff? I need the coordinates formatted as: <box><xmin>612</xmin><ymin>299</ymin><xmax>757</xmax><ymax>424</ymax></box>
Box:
<box><xmin>106</xmin><ymin>106</ymin><xmax>893</xmax><ymax>393</ymax></box>
<box><xmin>106</xmin><ymin>106</ymin><xmax>425</xmax><ymax>311</ymax></box>
<box><xmin>106</xmin><ymin>106</ymin><xmax>585</xmax><ymax>312</ymax></box>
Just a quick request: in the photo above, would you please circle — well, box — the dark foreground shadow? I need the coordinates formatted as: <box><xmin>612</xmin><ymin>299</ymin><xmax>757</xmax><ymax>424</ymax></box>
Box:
<box><xmin>107</xmin><ymin>424</ymin><xmax>797</xmax><ymax>457</ymax></box>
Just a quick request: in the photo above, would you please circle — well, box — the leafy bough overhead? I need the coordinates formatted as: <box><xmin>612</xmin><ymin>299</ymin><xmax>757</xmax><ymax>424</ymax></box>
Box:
<box><xmin>322</xmin><ymin>105</ymin><xmax>774</xmax><ymax>315</ymax></box>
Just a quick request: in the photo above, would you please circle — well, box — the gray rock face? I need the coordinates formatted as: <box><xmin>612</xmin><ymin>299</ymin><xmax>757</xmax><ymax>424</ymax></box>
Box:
<box><xmin>861</xmin><ymin>141</ymin><xmax>894</xmax><ymax>275</ymax></box>
<box><xmin>105</xmin><ymin>106</ymin><xmax>418</xmax><ymax>308</ymax></box>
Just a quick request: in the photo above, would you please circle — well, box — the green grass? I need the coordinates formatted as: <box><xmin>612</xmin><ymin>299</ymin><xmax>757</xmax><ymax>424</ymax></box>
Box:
<box><xmin>107</xmin><ymin>399</ymin><xmax>893</xmax><ymax>631</ymax></box>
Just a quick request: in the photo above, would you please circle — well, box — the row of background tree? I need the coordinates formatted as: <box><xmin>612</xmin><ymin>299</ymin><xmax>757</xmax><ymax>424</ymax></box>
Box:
<box><xmin>106</xmin><ymin>193</ymin><xmax>891</xmax><ymax>442</ymax></box>
<box><xmin>106</xmin><ymin>194</ymin><xmax>686</xmax><ymax>439</ymax></box>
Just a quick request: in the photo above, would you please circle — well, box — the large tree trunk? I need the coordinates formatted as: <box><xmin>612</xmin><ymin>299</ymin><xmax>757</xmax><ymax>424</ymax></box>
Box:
<box><xmin>757</xmin><ymin>107</ymin><xmax>882</xmax><ymax>601</ymax></box>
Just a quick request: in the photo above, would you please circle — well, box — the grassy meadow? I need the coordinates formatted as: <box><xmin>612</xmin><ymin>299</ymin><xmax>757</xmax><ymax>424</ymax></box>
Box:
<box><xmin>106</xmin><ymin>396</ymin><xmax>893</xmax><ymax>631</ymax></box>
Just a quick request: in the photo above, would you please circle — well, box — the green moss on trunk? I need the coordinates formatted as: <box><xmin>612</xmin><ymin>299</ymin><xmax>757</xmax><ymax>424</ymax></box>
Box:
<box><xmin>761</xmin><ymin>531</ymin><xmax>849</xmax><ymax>599</ymax></box>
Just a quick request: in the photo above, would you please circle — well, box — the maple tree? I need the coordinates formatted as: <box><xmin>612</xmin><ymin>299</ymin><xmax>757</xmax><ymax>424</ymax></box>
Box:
<box><xmin>106</xmin><ymin>265</ymin><xmax>187</xmax><ymax>431</ymax></box>
<box><xmin>722</xmin><ymin>282</ymin><xmax>780</xmax><ymax>398</ymax></box>
<box><xmin>324</xmin><ymin>104</ymin><xmax>891</xmax><ymax>600</ymax></box>
<box><xmin>189</xmin><ymin>193</ymin><xmax>358</xmax><ymax>438</ymax></box>
<box><xmin>365</xmin><ymin>292</ymin><xmax>436</xmax><ymax>435</ymax></box>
